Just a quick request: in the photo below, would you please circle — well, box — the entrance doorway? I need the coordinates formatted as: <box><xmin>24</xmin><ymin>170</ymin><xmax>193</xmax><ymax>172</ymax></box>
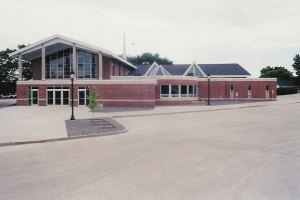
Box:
<box><xmin>31</xmin><ymin>89</ymin><xmax>39</xmax><ymax>105</ymax></box>
<box><xmin>47</xmin><ymin>87</ymin><xmax>69</xmax><ymax>105</ymax></box>
<box><xmin>78</xmin><ymin>86</ymin><xmax>90</xmax><ymax>106</ymax></box>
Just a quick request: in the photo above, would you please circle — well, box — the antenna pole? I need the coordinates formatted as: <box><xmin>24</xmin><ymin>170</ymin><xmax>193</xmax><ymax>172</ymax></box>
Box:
<box><xmin>123</xmin><ymin>32</ymin><xmax>126</xmax><ymax>60</ymax></box>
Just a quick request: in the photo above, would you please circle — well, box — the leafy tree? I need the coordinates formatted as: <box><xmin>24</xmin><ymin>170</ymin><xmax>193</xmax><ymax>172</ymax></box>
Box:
<box><xmin>0</xmin><ymin>45</ymin><xmax>32</xmax><ymax>95</ymax></box>
<box><xmin>292</xmin><ymin>54</ymin><xmax>300</xmax><ymax>77</ymax></box>
<box><xmin>127</xmin><ymin>52</ymin><xmax>173</xmax><ymax>65</ymax></box>
<box><xmin>88</xmin><ymin>88</ymin><xmax>99</xmax><ymax>123</ymax></box>
<box><xmin>260</xmin><ymin>66</ymin><xmax>293</xmax><ymax>80</ymax></box>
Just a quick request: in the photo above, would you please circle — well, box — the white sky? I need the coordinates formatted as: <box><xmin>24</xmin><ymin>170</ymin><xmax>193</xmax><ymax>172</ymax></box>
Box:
<box><xmin>0</xmin><ymin>0</ymin><xmax>299</xmax><ymax>77</ymax></box>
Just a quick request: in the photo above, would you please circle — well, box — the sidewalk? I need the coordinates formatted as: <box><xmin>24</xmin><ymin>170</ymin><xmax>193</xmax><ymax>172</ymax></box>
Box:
<box><xmin>0</xmin><ymin>94</ymin><xmax>299</xmax><ymax>144</ymax></box>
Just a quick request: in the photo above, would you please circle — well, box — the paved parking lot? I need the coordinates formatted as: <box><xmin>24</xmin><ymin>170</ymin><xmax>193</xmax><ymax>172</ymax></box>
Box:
<box><xmin>0</xmin><ymin>94</ymin><xmax>300</xmax><ymax>199</ymax></box>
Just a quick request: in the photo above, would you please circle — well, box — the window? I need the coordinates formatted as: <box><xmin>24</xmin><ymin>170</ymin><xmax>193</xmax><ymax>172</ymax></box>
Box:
<box><xmin>47</xmin><ymin>86</ymin><xmax>69</xmax><ymax>105</ymax></box>
<box><xmin>160</xmin><ymin>85</ymin><xmax>169</xmax><ymax>97</ymax></box>
<box><xmin>181</xmin><ymin>85</ymin><xmax>187</xmax><ymax>97</ymax></box>
<box><xmin>185</xmin><ymin>65</ymin><xmax>204</xmax><ymax>77</ymax></box>
<box><xmin>248</xmin><ymin>84</ymin><xmax>252</xmax><ymax>94</ymax></box>
<box><xmin>160</xmin><ymin>84</ymin><xmax>197</xmax><ymax>98</ymax></box>
<box><xmin>77</xmin><ymin>50</ymin><xmax>98</xmax><ymax>79</ymax></box>
<box><xmin>266</xmin><ymin>84</ymin><xmax>269</xmax><ymax>94</ymax></box>
<box><xmin>171</xmin><ymin>85</ymin><xmax>179</xmax><ymax>97</ymax></box>
<box><xmin>230</xmin><ymin>84</ymin><xmax>234</xmax><ymax>94</ymax></box>
<box><xmin>78</xmin><ymin>86</ymin><xmax>90</xmax><ymax>106</ymax></box>
<box><xmin>46</xmin><ymin>48</ymin><xmax>73</xmax><ymax>79</ymax></box>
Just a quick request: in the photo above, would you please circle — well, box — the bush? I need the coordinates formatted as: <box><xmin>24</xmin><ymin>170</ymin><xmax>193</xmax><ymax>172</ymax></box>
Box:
<box><xmin>277</xmin><ymin>87</ymin><xmax>298</xmax><ymax>95</ymax></box>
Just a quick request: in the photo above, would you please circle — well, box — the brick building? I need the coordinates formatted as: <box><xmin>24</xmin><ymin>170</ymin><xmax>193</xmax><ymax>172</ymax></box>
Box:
<box><xmin>9</xmin><ymin>35</ymin><xmax>277</xmax><ymax>108</ymax></box>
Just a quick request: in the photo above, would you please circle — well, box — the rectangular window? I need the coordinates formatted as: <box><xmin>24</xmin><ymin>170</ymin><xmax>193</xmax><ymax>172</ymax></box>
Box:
<box><xmin>77</xmin><ymin>50</ymin><xmax>97</xmax><ymax>79</ymax></box>
<box><xmin>46</xmin><ymin>48</ymin><xmax>72</xmax><ymax>79</ymax></box>
<box><xmin>188</xmin><ymin>85</ymin><xmax>193</xmax><ymax>97</ymax></box>
<box><xmin>171</xmin><ymin>85</ymin><xmax>179</xmax><ymax>97</ymax></box>
<box><xmin>161</xmin><ymin>85</ymin><xmax>169</xmax><ymax>97</ymax></box>
<box><xmin>181</xmin><ymin>85</ymin><xmax>187</xmax><ymax>97</ymax></box>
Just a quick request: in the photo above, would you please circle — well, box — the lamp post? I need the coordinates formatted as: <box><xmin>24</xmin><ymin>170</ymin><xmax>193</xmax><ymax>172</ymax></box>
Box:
<box><xmin>70</xmin><ymin>69</ymin><xmax>75</xmax><ymax>120</ymax></box>
<box><xmin>207</xmin><ymin>73</ymin><xmax>211</xmax><ymax>105</ymax></box>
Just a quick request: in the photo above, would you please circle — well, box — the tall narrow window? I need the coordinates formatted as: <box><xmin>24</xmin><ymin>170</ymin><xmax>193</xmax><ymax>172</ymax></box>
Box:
<box><xmin>188</xmin><ymin>85</ymin><xmax>194</xmax><ymax>97</ymax></box>
<box><xmin>230</xmin><ymin>84</ymin><xmax>234</xmax><ymax>94</ymax></box>
<box><xmin>266</xmin><ymin>84</ymin><xmax>269</xmax><ymax>93</ymax></box>
<box><xmin>248</xmin><ymin>84</ymin><xmax>252</xmax><ymax>94</ymax></box>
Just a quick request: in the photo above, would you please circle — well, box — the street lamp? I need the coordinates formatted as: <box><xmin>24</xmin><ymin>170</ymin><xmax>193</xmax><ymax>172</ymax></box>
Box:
<box><xmin>70</xmin><ymin>69</ymin><xmax>75</xmax><ymax>120</ymax></box>
<box><xmin>207</xmin><ymin>73</ymin><xmax>211</xmax><ymax>105</ymax></box>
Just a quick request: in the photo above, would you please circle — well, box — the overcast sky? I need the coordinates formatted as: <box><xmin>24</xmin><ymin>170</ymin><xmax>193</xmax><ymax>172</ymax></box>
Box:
<box><xmin>1</xmin><ymin>0</ymin><xmax>299</xmax><ymax>77</ymax></box>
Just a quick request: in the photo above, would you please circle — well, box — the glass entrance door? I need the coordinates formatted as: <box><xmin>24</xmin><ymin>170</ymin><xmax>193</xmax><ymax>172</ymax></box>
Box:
<box><xmin>47</xmin><ymin>87</ymin><xmax>69</xmax><ymax>105</ymax></box>
<box><xmin>55</xmin><ymin>90</ymin><xmax>61</xmax><ymax>105</ymax></box>
<box><xmin>78</xmin><ymin>90</ymin><xmax>86</xmax><ymax>105</ymax></box>
<box><xmin>31</xmin><ymin>89</ymin><xmax>39</xmax><ymax>105</ymax></box>
<box><xmin>78</xmin><ymin>88</ymin><xmax>89</xmax><ymax>106</ymax></box>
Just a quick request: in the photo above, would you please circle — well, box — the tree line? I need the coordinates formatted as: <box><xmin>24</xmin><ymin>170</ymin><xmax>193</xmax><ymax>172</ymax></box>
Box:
<box><xmin>0</xmin><ymin>45</ymin><xmax>32</xmax><ymax>95</ymax></box>
<box><xmin>260</xmin><ymin>54</ymin><xmax>300</xmax><ymax>85</ymax></box>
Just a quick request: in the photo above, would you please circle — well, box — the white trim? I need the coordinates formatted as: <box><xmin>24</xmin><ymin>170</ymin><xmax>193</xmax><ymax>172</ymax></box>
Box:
<box><xmin>183</xmin><ymin>62</ymin><xmax>205</xmax><ymax>77</ymax></box>
<box><xmin>17</xmin><ymin>79</ymin><xmax>157</xmax><ymax>85</ymax></box>
<box><xmin>144</xmin><ymin>62</ymin><xmax>159</xmax><ymax>76</ymax></box>
<box><xmin>9</xmin><ymin>34</ymin><xmax>136</xmax><ymax>69</ymax></box>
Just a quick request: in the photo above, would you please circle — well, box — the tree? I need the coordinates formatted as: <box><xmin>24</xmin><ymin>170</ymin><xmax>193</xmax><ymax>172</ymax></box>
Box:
<box><xmin>127</xmin><ymin>52</ymin><xmax>173</xmax><ymax>65</ymax></box>
<box><xmin>0</xmin><ymin>45</ymin><xmax>32</xmax><ymax>95</ymax></box>
<box><xmin>260</xmin><ymin>66</ymin><xmax>293</xmax><ymax>80</ymax></box>
<box><xmin>88</xmin><ymin>88</ymin><xmax>99</xmax><ymax>123</ymax></box>
<box><xmin>292</xmin><ymin>54</ymin><xmax>300</xmax><ymax>77</ymax></box>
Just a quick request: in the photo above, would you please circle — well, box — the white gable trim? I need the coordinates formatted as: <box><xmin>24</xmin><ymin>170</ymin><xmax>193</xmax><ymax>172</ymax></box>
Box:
<box><xmin>144</xmin><ymin>62</ymin><xmax>159</xmax><ymax>76</ymax></box>
<box><xmin>9</xmin><ymin>34</ymin><xmax>136</xmax><ymax>69</ymax></box>
<box><xmin>183</xmin><ymin>62</ymin><xmax>206</xmax><ymax>77</ymax></box>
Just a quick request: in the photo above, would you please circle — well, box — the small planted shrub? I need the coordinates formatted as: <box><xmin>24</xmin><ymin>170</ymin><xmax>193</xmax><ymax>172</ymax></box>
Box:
<box><xmin>88</xmin><ymin>88</ymin><xmax>98</xmax><ymax>122</ymax></box>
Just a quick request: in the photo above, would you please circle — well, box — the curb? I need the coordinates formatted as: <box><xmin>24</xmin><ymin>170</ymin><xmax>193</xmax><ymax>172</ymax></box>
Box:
<box><xmin>0</xmin><ymin>128</ymin><xmax>128</xmax><ymax>147</ymax></box>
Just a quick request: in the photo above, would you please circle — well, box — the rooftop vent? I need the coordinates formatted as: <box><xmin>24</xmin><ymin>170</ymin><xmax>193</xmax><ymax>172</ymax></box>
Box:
<box><xmin>142</xmin><ymin>62</ymin><xmax>150</xmax><ymax>65</ymax></box>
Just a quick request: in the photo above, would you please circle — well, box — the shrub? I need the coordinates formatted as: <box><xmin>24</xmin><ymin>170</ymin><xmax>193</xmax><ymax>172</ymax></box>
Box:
<box><xmin>277</xmin><ymin>87</ymin><xmax>298</xmax><ymax>95</ymax></box>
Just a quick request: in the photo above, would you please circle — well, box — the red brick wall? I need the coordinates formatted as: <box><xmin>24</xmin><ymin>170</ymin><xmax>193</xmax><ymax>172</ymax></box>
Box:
<box><xmin>102</xmin><ymin>56</ymin><xmax>112</xmax><ymax>80</ymax></box>
<box><xmin>32</xmin><ymin>58</ymin><xmax>42</xmax><ymax>80</ymax></box>
<box><xmin>16</xmin><ymin>84</ymin><xmax>28</xmax><ymax>106</ymax></box>
<box><xmin>198</xmin><ymin>80</ymin><xmax>277</xmax><ymax>100</ymax></box>
<box><xmin>16</xmin><ymin>78</ymin><xmax>277</xmax><ymax>107</ymax></box>
<box><xmin>90</xmin><ymin>84</ymin><xmax>156</xmax><ymax>107</ymax></box>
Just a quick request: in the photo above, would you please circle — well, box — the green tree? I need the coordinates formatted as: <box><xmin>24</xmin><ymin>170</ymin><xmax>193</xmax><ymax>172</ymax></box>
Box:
<box><xmin>88</xmin><ymin>88</ymin><xmax>99</xmax><ymax>123</ymax></box>
<box><xmin>292</xmin><ymin>54</ymin><xmax>300</xmax><ymax>77</ymax></box>
<box><xmin>260</xmin><ymin>66</ymin><xmax>293</xmax><ymax>80</ymax></box>
<box><xmin>127</xmin><ymin>52</ymin><xmax>173</xmax><ymax>65</ymax></box>
<box><xmin>0</xmin><ymin>45</ymin><xmax>32</xmax><ymax>95</ymax></box>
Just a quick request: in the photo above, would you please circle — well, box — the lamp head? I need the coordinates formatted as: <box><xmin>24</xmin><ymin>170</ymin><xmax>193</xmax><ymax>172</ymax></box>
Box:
<box><xmin>70</xmin><ymin>69</ymin><xmax>75</xmax><ymax>80</ymax></box>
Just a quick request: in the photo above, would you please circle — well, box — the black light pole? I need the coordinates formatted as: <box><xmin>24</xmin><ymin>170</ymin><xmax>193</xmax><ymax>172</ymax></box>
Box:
<box><xmin>207</xmin><ymin>73</ymin><xmax>211</xmax><ymax>105</ymax></box>
<box><xmin>70</xmin><ymin>69</ymin><xmax>75</xmax><ymax>120</ymax></box>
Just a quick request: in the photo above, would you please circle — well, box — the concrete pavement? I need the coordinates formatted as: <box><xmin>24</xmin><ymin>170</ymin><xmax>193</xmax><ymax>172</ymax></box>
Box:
<box><xmin>0</xmin><ymin>94</ymin><xmax>300</xmax><ymax>199</ymax></box>
<box><xmin>1</xmin><ymin>94</ymin><xmax>299</xmax><ymax>144</ymax></box>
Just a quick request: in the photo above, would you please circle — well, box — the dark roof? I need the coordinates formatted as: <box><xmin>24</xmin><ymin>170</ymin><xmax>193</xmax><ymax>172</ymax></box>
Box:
<box><xmin>162</xmin><ymin>64</ymin><xmax>190</xmax><ymax>75</ymax></box>
<box><xmin>127</xmin><ymin>63</ymin><xmax>251</xmax><ymax>77</ymax></box>
<box><xmin>127</xmin><ymin>64</ymin><xmax>150</xmax><ymax>76</ymax></box>
<box><xmin>199</xmin><ymin>63</ymin><xmax>251</xmax><ymax>76</ymax></box>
